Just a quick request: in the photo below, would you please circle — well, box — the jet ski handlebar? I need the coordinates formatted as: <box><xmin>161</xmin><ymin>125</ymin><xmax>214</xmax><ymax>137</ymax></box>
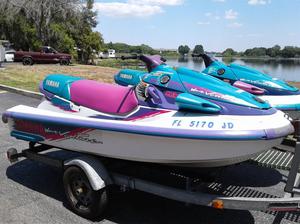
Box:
<box><xmin>121</xmin><ymin>54</ymin><xmax>167</xmax><ymax>72</ymax></box>
<box><xmin>192</xmin><ymin>53</ymin><xmax>216</xmax><ymax>67</ymax></box>
<box><xmin>191</xmin><ymin>53</ymin><xmax>204</xmax><ymax>57</ymax></box>
<box><xmin>121</xmin><ymin>55</ymin><xmax>139</xmax><ymax>60</ymax></box>
<box><xmin>121</xmin><ymin>54</ymin><xmax>166</xmax><ymax>62</ymax></box>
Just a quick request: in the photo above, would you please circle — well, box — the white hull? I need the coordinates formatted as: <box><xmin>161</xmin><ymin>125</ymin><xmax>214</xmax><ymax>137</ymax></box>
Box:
<box><xmin>3</xmin><ymin>104</ymin><xmax>293</xmax><ymax>167</ymax></box>
<box><xmin>41</xmin><ymin>129</ymin><xmax>283</xmax><ymax>167</ymax></box>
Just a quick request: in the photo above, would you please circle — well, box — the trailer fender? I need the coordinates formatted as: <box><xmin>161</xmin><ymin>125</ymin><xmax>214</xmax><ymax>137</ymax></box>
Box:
<box><xmin>64</xmin><ymin>156</ymin><xmax>112</xmax><ymax>191</ymax></box>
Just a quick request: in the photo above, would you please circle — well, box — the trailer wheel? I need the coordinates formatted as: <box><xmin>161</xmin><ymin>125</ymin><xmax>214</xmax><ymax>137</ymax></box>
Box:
<box><xmin>63</xmin><ymin>166</ymin><xmax>108</xmax><ymax>220</ymax></box>
<box><xmin>22</xmin><ymin>57</ymin><xmax>33</xmax><ymax>66</ymax></box>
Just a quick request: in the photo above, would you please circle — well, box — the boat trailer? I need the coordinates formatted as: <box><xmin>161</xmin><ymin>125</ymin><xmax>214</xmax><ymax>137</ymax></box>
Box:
<box><xmin>6</xmin><ymin>123</ymin><xmax>300</xmax><ymax>220</ymax></box>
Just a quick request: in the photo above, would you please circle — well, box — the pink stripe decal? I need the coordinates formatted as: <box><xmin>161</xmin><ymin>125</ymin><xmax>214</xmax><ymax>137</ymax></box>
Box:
<box><xmin>126</xmin><ymin>110</ymin><xmax>170</xmax><ymax>121</ymax></box>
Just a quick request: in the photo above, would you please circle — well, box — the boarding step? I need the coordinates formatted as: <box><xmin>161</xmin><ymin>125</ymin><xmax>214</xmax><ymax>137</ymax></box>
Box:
<box><xmin>252</xmin><ymin>143</ymin><xmax>300</xmax><ymax>195</ymax></box>
<box><xmin>251</xmin><ymin>149</ymin><xmax>297</xmax><ymax>171</ymax></box>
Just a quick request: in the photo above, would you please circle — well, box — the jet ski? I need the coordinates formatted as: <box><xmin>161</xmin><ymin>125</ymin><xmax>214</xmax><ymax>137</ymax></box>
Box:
<box><xmin>2</xmin><ymin>55</ymin><xmax>293</xmax><ymax>167</ymax></box>
<box><xmin>192</xmin><ymin>53</ymin><xmax>300</xmax><ymax>119</ymax></box>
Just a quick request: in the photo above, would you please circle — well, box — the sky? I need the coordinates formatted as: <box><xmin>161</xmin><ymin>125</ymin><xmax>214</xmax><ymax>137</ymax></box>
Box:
<box><xmin>93</xmin><ymin>0</ymin><xmax>300</xmax><ymax>52</ymax></box>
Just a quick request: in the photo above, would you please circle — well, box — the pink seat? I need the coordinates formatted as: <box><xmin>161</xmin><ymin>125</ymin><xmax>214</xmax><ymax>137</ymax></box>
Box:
<box><xmin>70</xmin><ymin>80</ymin><xmax>138</xmax><ymax>114</ymax></box>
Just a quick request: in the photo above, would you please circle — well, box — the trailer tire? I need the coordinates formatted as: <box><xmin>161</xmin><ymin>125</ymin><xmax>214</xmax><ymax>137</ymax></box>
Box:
<box><xmin>63</xmin><ymin>166</ymin><xmax>108</xmax><ymax>220</ymax></box>
<box><xmin>22</xmin><ymin>57</ymin><xmax>33</xmax><ymax>66</ymax></box>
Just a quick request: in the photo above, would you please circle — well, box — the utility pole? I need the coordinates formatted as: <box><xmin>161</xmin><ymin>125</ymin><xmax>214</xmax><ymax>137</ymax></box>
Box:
<box><xmin>0</xmin><ymin>45</ymin><xmax>5</xmax><ymax>68</ymax></box>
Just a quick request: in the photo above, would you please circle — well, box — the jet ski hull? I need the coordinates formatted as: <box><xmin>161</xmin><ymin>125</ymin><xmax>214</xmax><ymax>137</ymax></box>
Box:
<box><xmin>11</xmin><ymin>128</ymin><xmax>283</xmax><ymax>167</ymax></box>
<box><xmin>3</xmin><ymin>104</ymin><xmax>293</xmax><ymax>167</ymax></box>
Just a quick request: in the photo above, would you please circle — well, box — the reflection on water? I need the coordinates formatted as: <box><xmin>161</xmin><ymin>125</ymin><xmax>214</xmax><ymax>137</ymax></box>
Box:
<box><xmin>166</xmin><ymin>57</ymin><xmax>300</xmax><ymax>82</ymax></box>
<box><xmin>178</xmin><ymin>57</ymin><xmax>188</xmax><ymax>63</ymax></box>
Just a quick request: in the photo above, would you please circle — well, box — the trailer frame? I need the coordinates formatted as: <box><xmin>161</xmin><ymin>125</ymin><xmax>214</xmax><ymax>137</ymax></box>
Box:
<box><xmin>6</xmin><ymin>138</ymin><xmax>300</xmax><ymax>215</ymax></box>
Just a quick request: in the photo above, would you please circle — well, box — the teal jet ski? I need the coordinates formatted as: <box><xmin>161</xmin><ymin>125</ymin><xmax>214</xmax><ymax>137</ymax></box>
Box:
<box><xmin>192</xmin><ymin>53</ymin><xmax>300</xmax><ymax>119</ymax></box>
<box><xmin>115</xmin><ymin>54</ymin><xmax>271</xmax><ymax>111</ymax></box>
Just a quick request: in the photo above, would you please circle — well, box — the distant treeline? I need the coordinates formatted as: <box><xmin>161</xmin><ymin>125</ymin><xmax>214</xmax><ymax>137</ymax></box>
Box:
<box><xmin>103</xmin><ymin>42</ymin><xmax>181</xmax><ymax>57</ymax></box>
<box><xmin>104</xmin><ymin>42</ymin><xmax>160</xmax><ymax>55</ymax></box>
<box><xmin>98</xmin><ymin>42</ymin><xmax>300</xmax><ymax>59</ymax></box>
<box><xmin>222</xmin><ymin>45</ymin><xmax>300</xmax><ymax>58</ymax></box>
<box><xmin>102</xmin><ymin>43</ymin><xmax>205</xmax><ymax>57</ymax></box>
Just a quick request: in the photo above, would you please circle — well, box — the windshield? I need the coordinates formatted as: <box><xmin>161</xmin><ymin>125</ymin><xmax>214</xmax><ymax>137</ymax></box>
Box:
<box><xmin>43</xmin><ymin>47</ymin><xmax>57</xmax><ymax>54</ymax></box>
<box><xmin>140</xmin><ymin>55</ymin><xmax>166</xmax><ymax>72</ymax></box>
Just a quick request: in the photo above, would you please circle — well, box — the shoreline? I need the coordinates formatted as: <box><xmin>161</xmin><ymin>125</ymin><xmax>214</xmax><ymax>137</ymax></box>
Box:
<box><xmin>220</xmin><ymin>56</ymin><xmax>300</xmax><ymax>60</ymax></box>
<box><xmin>0</xmin><ymin>63</ymin><xmax>300</xmax><ymax>91</ymax></box>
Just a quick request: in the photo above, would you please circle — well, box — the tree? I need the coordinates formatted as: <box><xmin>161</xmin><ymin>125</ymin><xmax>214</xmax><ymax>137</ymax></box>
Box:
<box><xmin>244</xmin><ymin>47</ymin><xmax>266</xmax><ymax>57</ymax></box>
<box><xmin>7</xmin><ymin>0</ymin><xmax>82</xmax><ymax>44</ymax></box>
<box><xmin>104</xmin><ymin>42</ymin><xmax>159</xmax><ymax>55</ymax></box>
<box><xmin>193</xmin><ymin>45</ymin><xmax>204</xmax><ymax>55</ymax></box>
<box><xmin>107</xmin><ymin>41</ymin><xmax>114</xmax><ymax>49</ymax></box>
<box><xmin>280</xmin><ymin>46</ymin><xmax>296</xmax><ymax>58</ymax></box>
<box><xmin>81</xmin><ymin>31</ymin><xmax>103</xmax><ymax>64</ymax></box>
<box><xmin>0</xmin><ymin>0</ymin><xmax>104</xmax><ymax>63</ymax></box>
<box><xmin>222</xmin><ymin>48</ymin><xmax>236</xmax><ymax>57</ymax></box>
<box><xmin>49</xmin><ymin>23</ymin><xmax>75</xmax><ymax>55</ymax></box>
<box><xmin>178</xmin><ymin>45</ymin><xmax>190</xmax><ymax>56</ymax></box>
<box><xmin>74</xmin><ymin>0</ymin><xmax>104</xmax><ymax>63</ymax></box>
<box><xmin>140</xmin><ymin>44</ymin><xmax>159</xmax><ymax>54</ymax></box>
<box><xmin>266</xmin><ymin>45</ymin><xmax>281</xmax><ymax>57</ymax></box>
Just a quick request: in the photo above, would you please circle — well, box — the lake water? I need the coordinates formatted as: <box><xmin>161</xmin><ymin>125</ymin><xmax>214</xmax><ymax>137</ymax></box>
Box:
<box><xmin>166</xmin><ymin>57</ymin><xmax>300</xmax><ymax>82</ymax></box>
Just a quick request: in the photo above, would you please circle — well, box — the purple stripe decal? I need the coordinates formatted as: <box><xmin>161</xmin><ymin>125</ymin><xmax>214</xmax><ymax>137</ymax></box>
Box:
<box><xmin>4</xmin><ymin>111</ymin><xmax>293</xmax><ymax>140</ymax></box>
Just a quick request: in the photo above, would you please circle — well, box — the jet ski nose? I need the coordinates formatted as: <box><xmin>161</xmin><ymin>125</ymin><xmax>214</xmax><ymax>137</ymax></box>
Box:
<box><xmin>263</xmin><ymin>116</ymin><xmax>294</xmax><ymax>139</ymax></box>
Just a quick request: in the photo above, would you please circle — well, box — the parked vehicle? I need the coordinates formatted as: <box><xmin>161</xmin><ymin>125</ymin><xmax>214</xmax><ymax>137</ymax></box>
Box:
<box><xmin>14</xmin><ymin>46</ymin><xmax>71</xmax><ymax>65</ymax></box>
<box><xmin>4</xmin><ymin>49</ymin><xmax>15</xmax><ymax>62</ymax></box>
<box><xmin>0</xmin><ymin>40</ymin><xmax>13</xmax><ymax>51</ymax></box>
<box><xmin>98</xmin><ymin>49</ymin><xmax>116</xmax><ymax>59</ymax></box>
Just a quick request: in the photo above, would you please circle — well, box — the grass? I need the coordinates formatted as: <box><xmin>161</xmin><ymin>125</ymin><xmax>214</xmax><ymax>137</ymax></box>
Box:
<box><xmin>0</xmin><ymin>63</ymin><xmax>119</xmax><ymax>92</ymax></box>
<box><xmin>1</xmin><ymin>62</ymin><xmax>300</xmax><ymax>92</ymax></box>
<box><xmin>287</xmin><ymin>81</ymin><xmax>300</xmax><ymax>89</ymax></box>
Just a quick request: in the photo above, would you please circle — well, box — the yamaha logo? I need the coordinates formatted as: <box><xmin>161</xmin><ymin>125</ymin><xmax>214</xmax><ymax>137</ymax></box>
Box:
<box><xmin>120</xmin><ymin>74</ymin><xmax>132</xmax><ymax>79</ymax></box>
<box><xmin>46</xmin><ymin>80</ymin><xmax>60</xmax><ymax>88</ymax></box>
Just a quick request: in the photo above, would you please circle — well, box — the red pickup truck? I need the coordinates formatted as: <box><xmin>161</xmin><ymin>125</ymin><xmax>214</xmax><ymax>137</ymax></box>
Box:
<box><xmin>14</xmin><ymin>46</ymin><xmax>72</xmax><ymax>65</ymax></box>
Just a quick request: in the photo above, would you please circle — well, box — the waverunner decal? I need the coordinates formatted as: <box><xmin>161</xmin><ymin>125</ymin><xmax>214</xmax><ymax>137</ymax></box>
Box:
<box><xmin>185</xmin><ymin>83</ymin><xmax>257</xmax><ymax>108</ymax></box>
<box><xmin>13</xmin><ymin>119</ymin><xmax>102</xmax><ymax>143</ymax></box>
<box><xmin>56</xmin><ymin>130</ymin><xmax>103</xmax><ymax>144</ymax></box>
<box><xmin>240</xmin><ymin>79</ymin><xmax>283</xmax><ymax>89</ymax></box>
<box><xmin>189</xmin><ymin>86</ymin><xmax>225</xmax><ymax>99</ymax></box>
